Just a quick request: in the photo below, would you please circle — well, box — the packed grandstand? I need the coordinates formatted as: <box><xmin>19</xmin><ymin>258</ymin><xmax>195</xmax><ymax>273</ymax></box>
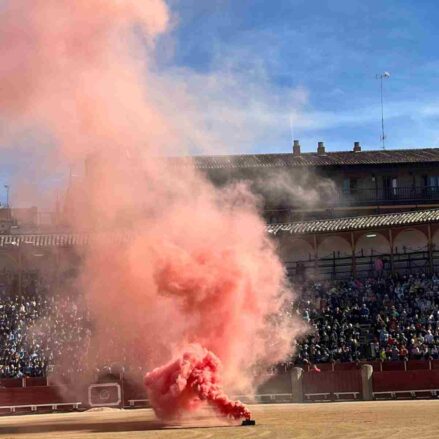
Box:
<box><xmin>1</xmin><ymin>270</ymin><xmax>437</xmax><ymax>378</ymax></box>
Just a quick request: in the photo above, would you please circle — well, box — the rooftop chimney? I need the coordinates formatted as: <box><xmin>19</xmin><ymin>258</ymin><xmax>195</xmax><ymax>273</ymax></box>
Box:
<box><xmin>353</xmin><ymin>141</ymin><xmax>361</xmax><ymax>152</ymax></box>
<box><xmin>317</xmin><ymin>141</ymin><xmax>326</xmax><ymax>156</ymax></box>
<box><xmin>293</xmin><ymin>139</ymin><xmax>301</xmax><ymax>156</ymax></box>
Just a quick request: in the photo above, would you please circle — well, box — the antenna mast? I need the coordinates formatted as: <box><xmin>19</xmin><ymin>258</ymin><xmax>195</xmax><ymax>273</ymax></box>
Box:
<box><xmin>376</xmin><ymin>72</ymin><xmax>390</xmax><ymax>150</ymax></box>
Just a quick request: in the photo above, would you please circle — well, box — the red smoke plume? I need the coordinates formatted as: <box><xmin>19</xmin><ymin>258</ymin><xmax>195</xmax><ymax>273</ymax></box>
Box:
<box><xmin>145</xmin><ymin>344</ymin><xmax>251</xmax><ymax>421</ymax></box>
<box><xmin>0</xmin><ymin>0</ymin><xmax>305</xmax><ymax>422</ymax></box>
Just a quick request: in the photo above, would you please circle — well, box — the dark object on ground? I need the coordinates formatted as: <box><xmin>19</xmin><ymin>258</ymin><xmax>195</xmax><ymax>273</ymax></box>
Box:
<box><xmin>241</xmin><ymin>419</ymin><xmax>256</xmax><ymax>426</ymax></box>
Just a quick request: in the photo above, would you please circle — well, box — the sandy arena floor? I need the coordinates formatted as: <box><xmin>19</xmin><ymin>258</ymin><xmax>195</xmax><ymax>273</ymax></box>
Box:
<box><xmin>0</xmin><ymin>400</ymin><xmax>437</xmax><ymax>439</ymax></box>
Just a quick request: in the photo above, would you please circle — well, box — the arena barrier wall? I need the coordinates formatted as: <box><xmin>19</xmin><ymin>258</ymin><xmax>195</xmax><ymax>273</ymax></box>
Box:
<box><xmin>0</xmin><ymin>378</ymin><xmax>22</xmax><ymax>388</ymax></box>
<box><xmin>373</xmin><ymin>370</ymin><xmax>439</xmax><ymax>393</ymax></box>
<box><xmin>303</xmin><ymin>370</ymin><xmax>362</xmax><ymax>400</ymax></box>
<box><xmin>25</xmin><ymin>377</ymin><xmax>48</xmax><ymax>387</ymax></box>
<box><xmin>0</xmin><ymin>361</ymin><xmax>438</xmax><ymax>413</ymax></box>
<box><xmin>0</xmin><ymin>386</ymin><xmax>63</xmax><ymax>406</ymax></box>
<box><xmin>406</xmin><ymin>360</ymin><xmax>431</xmax><ymax>371</ymax></box>
<box><xmin>257</xmin><ymin>373</ymin><xmax>293</xmax><ymax>395</ymax></box>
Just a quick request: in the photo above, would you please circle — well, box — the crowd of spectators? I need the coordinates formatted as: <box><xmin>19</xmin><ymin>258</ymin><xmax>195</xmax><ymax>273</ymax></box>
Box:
<box><xmin>0</xmin><ymin>270</ymin><xmax>88</xmax><ymax>378</ymax></box>
<box><xmin>0</xmin><ymin>270</ymin><xmax>145</xmax><ymax>380</ymax></box>
<box><xmin>1</xmin><ymin>267</ymin><xmax>439</xmax><ymax>378</ymax></box>
<box><xmin>294</xmin><ymin>273</ymin><xmax>439</xmax><ymax>365</ymax></box>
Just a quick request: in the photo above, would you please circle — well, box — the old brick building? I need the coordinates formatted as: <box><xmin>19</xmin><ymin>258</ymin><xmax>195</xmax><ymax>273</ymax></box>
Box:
<box><xmin>3</xmin><ymin>143</ymin><xmax>439</xmax><ymax>283</ymax></box>
<box><xmin>189</xmin><ymin>142</ymin><xmax>439</xmax><ymax>279</ymax></box>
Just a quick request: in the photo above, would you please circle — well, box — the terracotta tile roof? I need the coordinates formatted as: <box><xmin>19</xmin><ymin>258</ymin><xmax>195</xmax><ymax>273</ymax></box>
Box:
<box><xmin>0</xmin><ymin>232</ymin><xmax>129</xmax><ymax>247</ymax></box>
<box><xmin>267</xmin><ymin>208</ymin><xmax>439</xmax><ymax>236</ymax></box>
<box><xmin>171</xmin><ymin>148</ymin><xmax>439</xmax><ymax>169</ymax></box>
<box><xmin>2</xmin><ymin>208</ymin><xmax>438</xmax><ymax>245</ymax></box>
<box><xmin>0</xmin><ymin>234</ymin><xmax>87</xmax><ymax>247</ymax></box>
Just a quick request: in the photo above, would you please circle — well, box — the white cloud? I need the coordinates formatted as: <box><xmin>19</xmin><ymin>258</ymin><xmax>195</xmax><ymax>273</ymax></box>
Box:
<box><xmin>147</xmin><ymin>58</ymin><xmax>309</xmax><ymax>155</ymax></box>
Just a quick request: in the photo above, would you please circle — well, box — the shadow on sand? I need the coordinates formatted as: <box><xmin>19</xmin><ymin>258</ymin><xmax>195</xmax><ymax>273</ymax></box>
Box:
<box><xmin>0</xmin><ymin>415</ymin><xmax>239</xmax><ymax>435</ymax></box>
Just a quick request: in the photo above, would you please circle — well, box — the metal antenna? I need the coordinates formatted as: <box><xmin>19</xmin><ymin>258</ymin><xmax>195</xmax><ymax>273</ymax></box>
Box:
<box><xmin>376</xmin><ymin>72</ymin><xmax>390</xmax><ymax>150</ymax></box>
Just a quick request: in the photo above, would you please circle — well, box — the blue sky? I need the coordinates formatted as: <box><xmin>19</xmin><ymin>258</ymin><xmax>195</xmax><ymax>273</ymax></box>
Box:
<box><xmin>158</xmin><ymin>0</ymin><xmax>439</xmax><ymax>154</ymax></box>
<box><xmin>2</xmin><ymin>0</ymin><xmax>439</xmax><ymax>205</ymax></box>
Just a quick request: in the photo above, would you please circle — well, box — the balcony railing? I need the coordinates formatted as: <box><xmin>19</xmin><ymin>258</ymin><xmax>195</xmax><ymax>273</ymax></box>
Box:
<box><xmin>344</xmin><ymin>185</ymin><xmax>439</xmax><ymax>205</ymax></box>
<box><xmin>263</xmin><ymin>186</ymin><xmax>439</xmax><ymax>223</ymax></box>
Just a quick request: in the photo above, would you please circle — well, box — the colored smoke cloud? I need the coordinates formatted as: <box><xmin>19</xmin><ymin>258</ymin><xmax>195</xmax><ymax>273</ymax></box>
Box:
<box><xmin>0</xmin><ymin>0</ymin><xmax>305</xmax><ymax>421</ymax></box>
<box><xmin>144</xmin><ymin>344</ymin><xmax>251</xmax><ymax>421</ymax></box>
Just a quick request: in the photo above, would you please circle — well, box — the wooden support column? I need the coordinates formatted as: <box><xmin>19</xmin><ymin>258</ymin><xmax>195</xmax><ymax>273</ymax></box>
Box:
<box><xmin>18</xmin><ymin>246</ymin><xmax>23</xmax><ymax>295</ymax></box>
<box><xmin>351</xmin><ymin>231</ymin><xmax>356</xmax><ymax>278</ymax></box>
<box><xmin>388</xmin><ymin>229</ymin><xmax>394</xmax><ymax>274</ymax></box>
<box><xmin>313</xmin><ymin>234</ymin><xmax>318</xmax><ymax>276</ymax></box>
<box><xmin>427</xmin><ymin>224</ymin><xmax>434</xmax><ymax>274</ymax></box>
<box><xmin>54</xmin><ymin>247</ymin><xmax>60</xmax><ymax>293</ymax></box>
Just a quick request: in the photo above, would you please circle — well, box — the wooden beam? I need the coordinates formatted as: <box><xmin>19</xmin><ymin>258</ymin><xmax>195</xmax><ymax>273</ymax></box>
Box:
<box><xmin>351</xmin><ymin>231</ymin><xmax>356</xmax><ymax>277</ymax></box>
<box><xmin>388</xmin><ymin>229</ymin><xmax>394</xmax><ymax>274</ymax></box>
<box><xmin>18</xmin><ymin>246</ymin><xmax>22</xmax><ymax>296</ymax></box>
<box><xmin>313</xmin><ymin>234</ymin><xmax>318</xmax><ymax>275</ymax></box>
<box><xmin>428</xmin><ymin>223</ymin><xmax>433</xmax><ymax>274</ymax></box>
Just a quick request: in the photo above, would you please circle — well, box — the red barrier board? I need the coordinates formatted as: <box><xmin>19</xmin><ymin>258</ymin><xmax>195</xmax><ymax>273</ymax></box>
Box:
<box><xmin>25</xmin><ymin>377</ymin><xmax>48</xmax><ymax>387</ymax></box>
<box><xmin>334</xmin><ymin>362</ymin><xmax>359</xmax><ymax>372</ymax></box>
<box><xmin>309</xmin><ymin>363</ymin><xmax>333</xmax><ymax>372</ymax></box>
<box><xmin>0</xmin><ymin>386</ymin><xmax>63</xmax><ymax>406</ymax></box>
<box><xmin>432</xmin><ymin>360</ymin><xmax>439</xmax><ymax>370</ymax></box>
<box><xmin>303</xmin><ymin>370</ymin><xmax>362</xmax><ymax>395</ymax></box>
<box><xmin>381</xmin><ymin>361</ymin><xmax>405</xmax><ymax>371</ymax></box>
<box><xmin>373</xmin><ymin>370</ymin><xmax>439</xmax><ymax>392</ymax></box>
<box><xmin>0</xmin><ymin>379</ymin><xmax>22</xmax><ymax>388</ymax></box>
<box><xmin>362</xmin><ymin>361</ymin><xmax>382</xmax><ymax>372</ymax></box>
<box><xmin>407</xmin><ymin>360</ymin><xmax>430</xmax><ymax>371</ymax></box>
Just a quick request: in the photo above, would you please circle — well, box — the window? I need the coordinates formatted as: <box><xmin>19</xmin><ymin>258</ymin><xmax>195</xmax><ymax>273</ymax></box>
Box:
<box><xmin>383</xmin><ymin>176</ymin><xmax>398</xmax><ymax>198</ymax></box>
<box><xmin>342</xmin><ymin>177</ymin><xmax>358</xmax><ymax>194</ymax></box>
<box><xmin>391</xmin><ymin>177</ymin><xmax>397</xmax><ymax>195</ymax></box>
<box><xmin>428</xmin><ymin>176</ymin><xmax>439</xmax><ymax>187</ymax></box>
<box><xmin>425</xmin><ymin>176</ymin><xmax>439</xmax><ymax>195</ymax></box>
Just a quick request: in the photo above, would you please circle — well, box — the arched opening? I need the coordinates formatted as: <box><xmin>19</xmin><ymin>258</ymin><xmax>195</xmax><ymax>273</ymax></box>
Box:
<box><xmin>0</xmin><ymin>251</ymin><xmax>19</xmax><ymax>295</ymax></box>
<box><xmin>432</xmin><ymin>229</ymin><xmax>439</xmax><ymax>272</ymax></box>
<box><xmin>432</xmin><ymin>229</ymin><xmax>439</xmax><ymax>248</ymax></box>
<box><xmin>278</xmin><ymin>237</ymin><xmax>313</xmax><ymax>262</ymax></box>
<box><xmin>355</xmin><ymin>232</ymin><xmax>390</xmax><ymax>278</ymax></box>
<box><xmin>393</xmin><ymin>228</ymin><xmax>429</xmax><ymax>274</ymax></box>
<box><xmin>356</xmin><ymin>233</ymin><xmax>390</xmax><ymax>257</ymax></box>
<box><xmin>278</xmin><ymin>237</ymin><xmax>315</xmax><ymax>281</ymax></box>
<box><xmin>317</xmin><ymin>236</ymin><xmax>352</xmax><ymax>280</ymax></box>
<box><xmin>393</xmin><ymin>229</ymin><xmax>427</xmax><ymax>254</ymax></box>
<box><xmin>317</xmin><ymin>236</ymin><xmax>351</xmax><ymax>259</ymax></box>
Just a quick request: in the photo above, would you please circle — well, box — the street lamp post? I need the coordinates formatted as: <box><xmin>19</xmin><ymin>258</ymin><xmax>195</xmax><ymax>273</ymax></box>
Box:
<box><xmin>376</xmin><ymin>72</ymin><xmax>390</xmax><ymax>150</ymax></box>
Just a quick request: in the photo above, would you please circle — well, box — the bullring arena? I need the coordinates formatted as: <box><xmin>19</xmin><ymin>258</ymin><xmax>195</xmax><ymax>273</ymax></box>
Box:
<box><xmin>1</xmin><ymin>401</ymin><xmax>438</xmax><ymax>439</ymax></box>
<box><xmin>2</xmin><ymin>2</ymin><xmax>439</xmax><ymax>438</ymax></box>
